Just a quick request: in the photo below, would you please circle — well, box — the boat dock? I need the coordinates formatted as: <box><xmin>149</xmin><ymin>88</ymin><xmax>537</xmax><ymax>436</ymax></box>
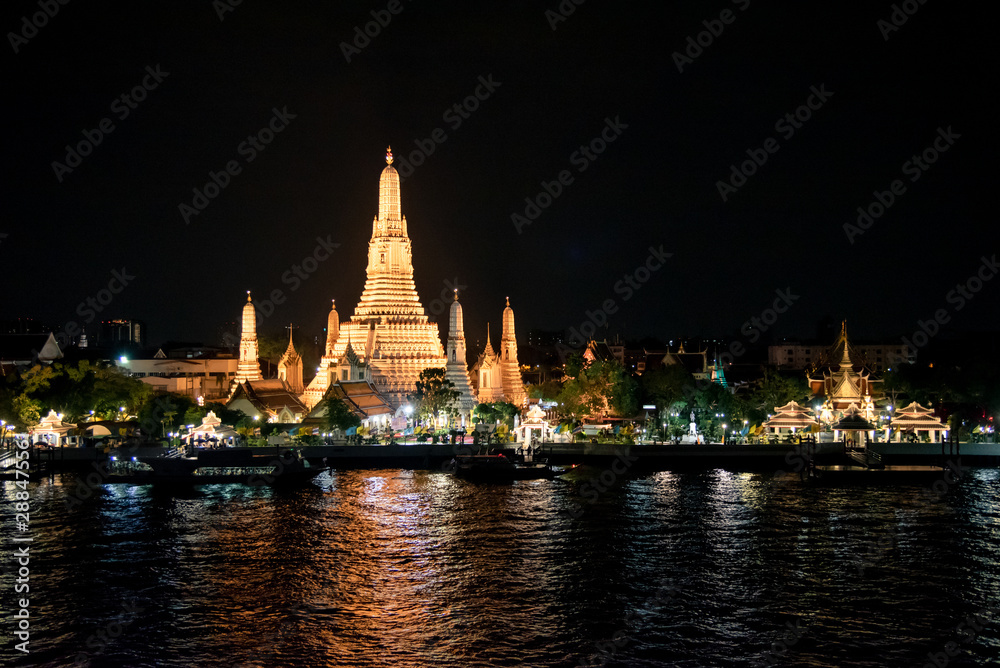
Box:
<box><xmin>6</xmin><ymin>439</ymin><xmax>998</xmax><ymax>475</ymax></box>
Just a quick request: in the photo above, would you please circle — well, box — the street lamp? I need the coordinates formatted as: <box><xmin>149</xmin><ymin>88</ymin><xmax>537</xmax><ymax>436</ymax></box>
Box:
<box><xmin>722</xmin><ymin>423</ymin><xmax>727</xmax><ymax>445</ymax></box>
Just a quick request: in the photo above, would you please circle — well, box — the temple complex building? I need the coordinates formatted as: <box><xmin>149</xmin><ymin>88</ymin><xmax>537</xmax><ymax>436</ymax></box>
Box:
<box><xmin>233</xmin><ymin>292</ymin><xmax>262</xmax><ymax>385</ymax></box>
<box><xmin>499</xmin><ymin>298</ymin><xmax>526</xmax><ymax>406</ymax></box>
<box><xmin>472</xmin><ymin>327</ymin><xmax>504</xmax><ymax>403</ymax></box>
<box><xmin>809</xmin><ymin>322</ymin><xmax>882</xmax><ymax>422</ymax></box>
<box><xmin>471</xmin><ymin>298</ymin><xmax>526</xmax><ymax>406</ymax></box>
<box><xmin>277</xmin><ymin>326</ymin><xmax>304</xmax><ymax>395</ymax></box>
<box><xmin>301</xmin><ymin>148</ymin><xmax>447</xmax><ymax>409</ymax></box>
<box><xmin>445</xmin><ymin>290</ymin><xmax>478</xmax><ymax>414</ymax></box>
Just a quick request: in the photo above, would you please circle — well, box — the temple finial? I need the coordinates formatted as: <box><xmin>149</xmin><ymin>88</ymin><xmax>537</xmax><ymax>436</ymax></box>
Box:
<box><xmin>246</xmin><ymin>290</ymin><xmax>252</xmax><ymax>303</ymax></box>
<box><xmin>453</xmin><ymin>288</ymin><xmax>459</xmax><ymax>301</ymax></box>
<box><xmin>385</xmin><ymin>146</ymin><xmax>393</xmax><ymax>165</ymax></box>
<box><xmin>506</xmin><ymin>296</ymin><xmax>510</xmax><ymax>307</ymax></box>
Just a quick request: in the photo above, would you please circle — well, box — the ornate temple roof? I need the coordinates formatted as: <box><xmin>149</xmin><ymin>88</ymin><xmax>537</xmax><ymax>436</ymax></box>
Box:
<box><xmin>763</xmin><ymin>401</ymin><xmax>818</xmax><ymax>429</ymax></box>
<box><xmin>891</xmin><ymin>401</ymin><xmax>948</xmax><ymax>430</ymax></box>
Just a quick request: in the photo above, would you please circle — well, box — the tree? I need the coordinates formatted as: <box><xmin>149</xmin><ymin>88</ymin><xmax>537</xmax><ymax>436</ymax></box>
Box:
<box><xmin>526</xmin><ymin>379</ymin><xmax>562</xmax><ymax>402</ymax></box>
<box><xmin>473</xmin><ymin>402</ymin><xmax>521</xmax><ymax>428</ymax></box>
<box><xmin>748</xmin><ymin>368</ymin><xmax>809</xmax><ymax>417</ymax></box>
<box><xmin>325</xmin><ymin>396</ymin><xmax>361</xmax><ymax>432</ymax></box>
<box><xmin>555</xmin><ymin>359</ymin><xmax>637</xmax><ymax>421</ymax></box>
<box><xmin>641</xmin><ymin>364</ymin><xmax>695</xmax><ymax>412</ymax></box>
<box><xmin>409</xmin><ymin>368</ymin><xmax>460</xmax><ymax>422</ymax></box>
<box><xmin>12</xmin><ymin>394</ymin><xmax>41</xmax><ymax>431</ymax></box>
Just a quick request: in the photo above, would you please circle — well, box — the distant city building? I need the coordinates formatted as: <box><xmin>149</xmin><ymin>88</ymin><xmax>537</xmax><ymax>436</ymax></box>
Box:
<box><xmin>770</xmin><ymin>337</ymin><xmax>910</xmax><ymax>370</ymax></box>
<box><xmin>0</xmin><ymin>318</ymin><xmax>59</xmax><ymax>335</ymax></box>
<box><xmin>99</xmin><ymin>319</ymin><xmax>145</xmax><ymax>348</ymax></box>
<box><xmin>117</xmin><ymin>349</ymin><xmax>238</xmax><ymax>400</ymax></box>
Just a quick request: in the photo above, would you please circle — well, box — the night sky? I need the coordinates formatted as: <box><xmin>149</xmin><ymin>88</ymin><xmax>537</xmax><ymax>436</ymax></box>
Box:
<box><xmin>6</xmin><ymin>1</ymin><xmax>993</xmax><ymax>351</ymax></box>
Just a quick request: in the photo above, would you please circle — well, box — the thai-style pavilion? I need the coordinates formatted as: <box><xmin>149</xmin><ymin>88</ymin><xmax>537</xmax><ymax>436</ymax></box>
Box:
<box><xmin>762</xmin><ymin>401</ymin><xmax>818</xmax><ymax>435</ymax></box>
<box><xmin>890</xmin><ymin>401</ymin><xmax>949</xmax><ymax>442</ymax></box>
<box><xmin>809</xmin><ymin>322</ymin><xmax>881</xmax><ymax>422</ymax></box>
<box><xmin>303</xmin><ymin>379</ymin><xmax>394</xmax><ymax>433</ymax></box>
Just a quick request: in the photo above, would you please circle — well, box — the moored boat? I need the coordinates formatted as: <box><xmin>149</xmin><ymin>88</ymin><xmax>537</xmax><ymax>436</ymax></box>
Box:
<box><xmin>447</xmin><ymin>454</ymin><xmax>557</xmax><ymax>481</ymax></box>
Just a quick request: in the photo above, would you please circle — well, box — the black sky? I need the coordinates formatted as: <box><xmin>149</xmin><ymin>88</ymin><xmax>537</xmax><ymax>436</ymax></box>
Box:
<box><xmin>5</xmin><ymin>1</ymin><xmax>994</xmax><ymax>351</ymax></box>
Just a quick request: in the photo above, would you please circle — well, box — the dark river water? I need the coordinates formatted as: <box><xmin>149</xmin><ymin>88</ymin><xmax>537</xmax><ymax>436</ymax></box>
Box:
<box><xmin>3</xmin><ymin>467</ymin><xmax>1000</xmax><ymax>667</ymax></box>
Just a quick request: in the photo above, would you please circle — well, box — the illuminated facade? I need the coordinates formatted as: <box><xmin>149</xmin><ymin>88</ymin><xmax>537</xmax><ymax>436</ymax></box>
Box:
<box><xmin>499</xmin><ymin>298</ymin><xmax>526</xmax><ymax>406</ymax></box>
<box><xmin>302</xmin><ymin>148</ymin><xmax>447</xmax><ymax>409</ymax></box>
<box><xmin>445</xmin><ymin>291</ymin><xmax>478</xmax><ymax>413</ymax></box>
<box><xmin>277</xmin><ymin>327</ymin><xmax>304</xmax><ymax>394</ymax></box>
<box><xmin>234</xmin><ymin>292</ymin><xmax>262</xmax><ymax>385</ymax></box>
<box><xmin>809</xmin><ymin>322</ymin><xmax>881</xmax><ymax>421</ymax></box>
<box><xmin>472</xmin><ymin>327</ymin><xmax>504</xmax><ymax>403</ymax></box>
<box><xmin>471</xmin><ymin>298</ymin><xmax>526</xmax><ymax>406</ymax></box>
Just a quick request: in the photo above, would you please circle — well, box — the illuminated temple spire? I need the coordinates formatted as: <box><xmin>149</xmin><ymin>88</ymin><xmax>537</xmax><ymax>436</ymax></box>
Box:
<box><xmin>326</xmin><ymin>299</ymin><xmax>339</xmax><ymax>356</ymax></box>
<box><xmin>278</xmin><ymin>324</ymin><xmax>303</xmax><ymax>394</ymax></box>
<box><xmin>302</xmin><ymin>148</ymin><xmax>447</xmax><ymax>409</ymax></box>
<box><xmin>234</xmin><ymin>291</ymin><xmax>262</xmax><ymax>384</ymax></box>
<box><xmin>446</xmin><ymin>289</ymin><xmax>478</xmax><ymax>413</ymax></box>
<box><xmin>499</xmin><ymin>297</ymin><xmax>526</xmax><ymax>405</ymax></box>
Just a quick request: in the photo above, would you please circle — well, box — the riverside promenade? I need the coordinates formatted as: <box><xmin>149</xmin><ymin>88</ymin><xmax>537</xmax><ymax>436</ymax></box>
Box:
<box><xmin>11</xmin><ymin>439</ymin><xmax>999</xmax><ymax>474</ymax></box>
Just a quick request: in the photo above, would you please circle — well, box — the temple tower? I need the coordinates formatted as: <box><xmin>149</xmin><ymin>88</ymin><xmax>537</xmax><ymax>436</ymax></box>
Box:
<box><xmin>234</xmin><ymin>291</ymin><xmax>262</xmax><ymax>384</ymax></box>
<box><xmin>499</xmin><ymin>297</ymin><xmax>526</xmax><ymax>405</ymax></box>
<box><xmin>474</xmin><ymin>326</ymin><xmax>505</xmax><ymax>403</ymax></box>
<box><xmin>446</xmin><ymin>290</ymin><xmax>478</xmax><ymax>413</ymax></box>
<box><xmin>277</xmin><ymin>325</ymin><xmax>304</xmax><ymax>394</ymax></box>
<box><xmin>301</xmin><ymin>147</ymin><xmax>447</xmax><ymax>409</ymax></box>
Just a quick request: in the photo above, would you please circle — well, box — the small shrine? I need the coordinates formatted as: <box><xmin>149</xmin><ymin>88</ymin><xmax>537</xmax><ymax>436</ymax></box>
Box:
<box><xmin>763</xmin><ymin>401</ymin><xmax>818</xmax><ymax>436</ymax></box>
<box><xmin>31</xmin><ymin>410</ymin><xmax>76</xmax><ymax>445</ymax></box>
<box><xmin>513</xmin><ymin>404</ymin><xmax>554</xmax><ymax>444</ymax></box>
<box><xmin>890</xmin><ymin>401</ymin><xmax>949</xmax><ymax>443</ymax></box>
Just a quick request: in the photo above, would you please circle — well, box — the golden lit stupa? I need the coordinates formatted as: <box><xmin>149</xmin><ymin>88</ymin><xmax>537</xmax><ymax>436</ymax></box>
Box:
<box><xmin>302</xmin><ymin>148</ymin><xmax>447</xmax><ymax>409</ymax></box>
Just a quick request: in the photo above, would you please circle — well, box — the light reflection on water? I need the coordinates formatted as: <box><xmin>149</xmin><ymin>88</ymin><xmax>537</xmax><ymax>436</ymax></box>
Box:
<box><xmin>1</xmin><ymin>468</ymin><xmax>999</xmax><ymax>667</ymax></box>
